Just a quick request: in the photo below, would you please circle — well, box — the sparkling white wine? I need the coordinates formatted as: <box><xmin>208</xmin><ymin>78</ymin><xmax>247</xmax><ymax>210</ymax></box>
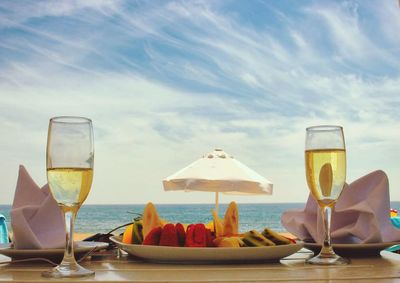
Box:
<box><xmin>47</xmin><ymin>168</ymin><xmax>93</xmax><ymax>208</ymax></box>
<box><xmin>305</xmin><ymin>149</ymin><xmax>346</xmax><ymax>206</ymax></box>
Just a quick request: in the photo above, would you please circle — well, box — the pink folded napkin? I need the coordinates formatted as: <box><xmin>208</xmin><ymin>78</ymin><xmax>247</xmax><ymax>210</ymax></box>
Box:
<box><xmin>281</xmin><ymin>170</ymin><xmax>400</xmax><ymax>244</ymax></box>
<box><xmin>10</xmin><ymin>165</ymin><xmax>65</xmax><ymax>249</ymax></box>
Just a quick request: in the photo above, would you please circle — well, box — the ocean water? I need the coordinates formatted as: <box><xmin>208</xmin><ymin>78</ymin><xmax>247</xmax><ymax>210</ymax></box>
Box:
<box><xmin>2</xmin><ymin>202</ymin><xmax>400</xmax><ymax>235</ymax></box>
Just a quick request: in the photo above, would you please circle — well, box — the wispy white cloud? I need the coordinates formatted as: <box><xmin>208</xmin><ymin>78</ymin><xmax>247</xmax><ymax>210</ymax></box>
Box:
<box><xmin>0</xmin><ymin>0</ymin><xmax>121</xmax><ymax>26</ymax></box>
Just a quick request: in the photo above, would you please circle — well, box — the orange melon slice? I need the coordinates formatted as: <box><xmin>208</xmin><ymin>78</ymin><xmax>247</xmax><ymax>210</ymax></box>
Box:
<box><xmin>212</xmin><ymin>209</ymin><xmax>224</xmax><ymax>237</ymax></box>
<box><xmin>142</xmin><ymin>202</ymin><xmax>163</xmax><ymax>238</ymax></box>
<box><xmin>223</xmin><ymin>201</ymin><xmax>239</xmax><ymax>236</ymax></box>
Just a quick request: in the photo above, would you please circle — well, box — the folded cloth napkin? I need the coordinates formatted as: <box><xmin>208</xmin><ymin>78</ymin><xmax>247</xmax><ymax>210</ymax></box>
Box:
<box><xmin>10</xmin><ymin>165</ymin><xmax>65</xmax><ymax>249</ymax></box>
<box><xmin>281</xmin><ymin>170</ymin><xmax>400</xmax><ymax>244</ymax></box>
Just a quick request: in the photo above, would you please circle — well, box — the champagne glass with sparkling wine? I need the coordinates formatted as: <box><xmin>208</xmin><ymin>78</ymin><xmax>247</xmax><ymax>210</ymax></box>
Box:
<box><xmin>43</xmin><ymin>116</ymin><xmax>94</xmax><ymax>278</ymax></box>
<box><xmin>305</xmin><ymin>125</ymin><xmax>348</xmax><ymax>265</ymax></box>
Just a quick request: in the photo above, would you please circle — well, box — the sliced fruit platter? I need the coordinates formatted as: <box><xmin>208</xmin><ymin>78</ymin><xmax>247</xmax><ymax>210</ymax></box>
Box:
<box><xmin>110</xmin><ymin>202</ymin><xmax>303</xmax><ymax>263</ymax></box>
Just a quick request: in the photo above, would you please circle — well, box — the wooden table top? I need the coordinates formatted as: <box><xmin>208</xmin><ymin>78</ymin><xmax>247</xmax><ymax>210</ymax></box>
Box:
<box><xmin>1</xmin><ymin>248</ymin><xmax>400</xmax><ymax>282</ymax></box>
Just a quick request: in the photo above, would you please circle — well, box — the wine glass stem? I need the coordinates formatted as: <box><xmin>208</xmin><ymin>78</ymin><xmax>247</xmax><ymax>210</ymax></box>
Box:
<box><xmin>320</xmin><ymin>205</ymin><xmax>335</xmax><ymax>256</ymax></box>
<box><xmin>62</xmin><ymin>209</ymin><xmax>77</xmax><ymax>266</ymax></box>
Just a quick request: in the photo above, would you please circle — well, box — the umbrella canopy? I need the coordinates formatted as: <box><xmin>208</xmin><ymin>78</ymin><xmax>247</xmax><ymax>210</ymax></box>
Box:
<box><xmin>163</xmin><ymin>149</ymin><xmax>273</xmax><ymax>211</ymax></box>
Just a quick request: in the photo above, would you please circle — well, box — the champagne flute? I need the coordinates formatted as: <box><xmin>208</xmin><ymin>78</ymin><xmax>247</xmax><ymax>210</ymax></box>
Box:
<box><xmin>42</xmin><ymin>116</ymin><xmax>94</xmax><ymax>278</ymax></box>
<box><xmin>305</xmin><ymin>125</ymin><xmax>348</xmax><ymax>265</ymax></box>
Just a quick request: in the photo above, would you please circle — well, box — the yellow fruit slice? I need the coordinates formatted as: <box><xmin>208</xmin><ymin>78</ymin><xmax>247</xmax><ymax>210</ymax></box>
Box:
<box><xmin>142</xmin><ymin>202</ymin><xmax>163</xmax><ymax>238</ymax></box>
<box><xmin>160</xmin><ymin>219</ymin><xmax>168</xmax><ymax>227</ymax></box>
<box><xmin>204</xmin><ymin>221</ymin><xmax>214</xmax><ymax>231</ymax></box>
<box><xmin>214</xmin><ymin>237</ymin><xmax>244</xmax><ymax>248</ymax></box>
<box><xmin>122</xmin><ymin>224</ymin><xmax>134</xmax><ymax>244</ymax></box>
<box><xmin>223</xmin><ymin>202</ymin><xmax>239</xmax><ymax>236</ymax></box>
<box><xmin>212</xmin><ymin>209</ymin><xmax>224</xmax><ymax>237</ymax></box>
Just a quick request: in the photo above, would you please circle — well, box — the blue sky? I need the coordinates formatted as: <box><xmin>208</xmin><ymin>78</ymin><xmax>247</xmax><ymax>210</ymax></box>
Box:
<box><xmin>1</xmin><ymin>0</ymin><xmax>400</xmax><ymax>204</ymax></box>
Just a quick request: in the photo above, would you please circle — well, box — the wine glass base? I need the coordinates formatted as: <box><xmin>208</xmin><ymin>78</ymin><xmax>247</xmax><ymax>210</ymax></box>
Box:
<box><xmin>42</xmin><ymin>263</ymin><xmax>94</xmax><ymax>278</ymax></box>
<box><xmin>307</xmin><ymin>253</ymin><xmax>349</xmax><ymax>265</ymax></box>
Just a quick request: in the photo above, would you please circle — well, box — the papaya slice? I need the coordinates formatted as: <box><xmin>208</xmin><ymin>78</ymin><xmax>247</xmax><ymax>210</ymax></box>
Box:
<box><xmin>223</xmin><ymin>201</ymin><xmax>239</xmax><ymax>236</ymax></box>
<box><xmin>142</xmin><ymin>202</ymin><xmax>163</xmax><ymax>238</ymax></box>
<box><xmin>212</xmin><ymin>209</ymin><xmax>224</xmax><ymax>237</ymax></box>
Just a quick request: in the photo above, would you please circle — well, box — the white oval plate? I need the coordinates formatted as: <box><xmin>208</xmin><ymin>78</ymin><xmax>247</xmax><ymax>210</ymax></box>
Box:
<box><xmin>111</xmin><ymin>236</ymin><xmax>303</xmax><ymax>263</ymax></box>
<box><xmin>0</xmin><ymin>241</ymin><xmax>108</xmax><ymax>261</ymax></box>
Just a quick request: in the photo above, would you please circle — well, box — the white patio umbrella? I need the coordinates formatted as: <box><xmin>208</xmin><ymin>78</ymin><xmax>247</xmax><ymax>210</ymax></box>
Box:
<box><xmin>163</xmin><ymin>149</ymin><xmax>273</xmax><ymax>213</ymax></box>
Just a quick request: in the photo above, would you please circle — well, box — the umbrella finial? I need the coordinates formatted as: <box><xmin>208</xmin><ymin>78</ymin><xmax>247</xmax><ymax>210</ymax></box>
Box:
<box><xmin>211</xmin><ymin>148</ymin><xmax>229</xmax><ymax>159</ymax></box>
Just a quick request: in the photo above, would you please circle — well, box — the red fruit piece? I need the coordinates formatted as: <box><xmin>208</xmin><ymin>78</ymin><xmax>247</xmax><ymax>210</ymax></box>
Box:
<box><xmin>185</xmin><ymin>223</ymin><xmax>207</xmax><ymax>247</ymax></box>
<box><xmin>185</xmin><ymin>225</ymin><xmax>195</xmax><ymax>247</ymax></box>
<box><xmin>205</xmin><ymin>228</ymin><xmax>215</xmax><ymax>247</ymax></box>
<box><xmin>193</xmin><ymin>224</ymin><xmax>206</xmax><ymax>245</ymax></box>
<box><xmin>175</xmin><ymin>223</ymin><xmax>186</xmax><ymax>247</ymax></box>
<box><xmin>159</xmin><ymin>223</ymin><xmax>179</xmax><ymax>247</ymax></box>
<box><xmin>142</xmin><ymin>227</ymin><xmax>162</xmax><ymax>245</ymax></box>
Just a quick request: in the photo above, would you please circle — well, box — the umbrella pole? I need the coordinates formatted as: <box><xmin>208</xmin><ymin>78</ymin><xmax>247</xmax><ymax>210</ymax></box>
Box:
<box><xmin>215</xmin><ymin>192</ymin><xmax>219</xmax><ymax>215</ymax></box>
